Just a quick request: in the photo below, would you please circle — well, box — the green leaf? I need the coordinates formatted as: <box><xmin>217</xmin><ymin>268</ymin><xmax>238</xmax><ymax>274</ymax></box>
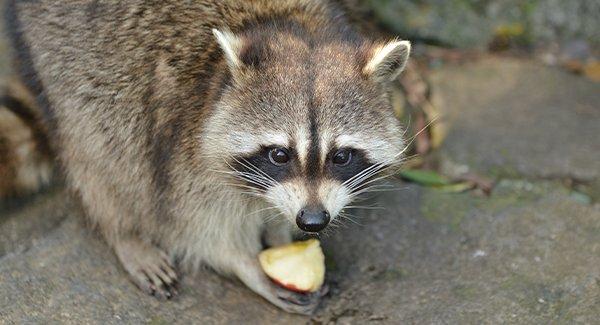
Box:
<box><xmin>436</xmin><ymin>182</ymin><xmax>474</xmax><ymax>193</ymax></box>
<box><xmin>399</xmin><ymin>169</ymin><xmax>450</xmax><ymax>186</ymax></box>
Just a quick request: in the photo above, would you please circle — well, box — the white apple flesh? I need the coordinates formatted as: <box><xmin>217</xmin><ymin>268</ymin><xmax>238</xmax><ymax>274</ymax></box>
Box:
<box><xmin>259</xmin><ymin>239</ymin><xmax>325</xmax><ymax>293</ymax></box>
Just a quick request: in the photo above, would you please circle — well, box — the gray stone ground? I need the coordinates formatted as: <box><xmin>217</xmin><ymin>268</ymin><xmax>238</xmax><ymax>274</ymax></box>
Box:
<box><xmin>1</xmin><ymin>44</ymin><xmax>599</xmax><ymax>325</ymax></box>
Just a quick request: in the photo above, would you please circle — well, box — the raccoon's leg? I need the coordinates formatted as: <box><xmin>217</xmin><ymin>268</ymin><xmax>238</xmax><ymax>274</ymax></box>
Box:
<box><xmin>202</xmin><ymin>231</ymin><xmax>322</xmax><ymax>316</ymax></box>
<box><xmin>231</xmin><ymin>253</ymin><xmax>326</xmax><ymax>315</ymax></box>
<box><xmin>114</xmin><ymin>237</ymin><xmax>178</xmax><ymax>300</ymax></box>
<box><xmin>70</xmin><ymin>168</ymin><xmax>178</xmax><ymax>300</ymax></box>
<box><xmin>263</xmin><ymin>221</ymin><xmax>293</xmax><ymax>247</ymax></box>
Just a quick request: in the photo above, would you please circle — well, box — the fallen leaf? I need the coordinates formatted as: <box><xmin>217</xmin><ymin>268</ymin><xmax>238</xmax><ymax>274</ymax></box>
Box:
<box><xmin>402</xmin><ymin>156</ymin><xmax>424</xmax><ymax>169</ymax></box>
<box><xmin>400</xmin><ymin>169</ymin><xmax>450</xmax><ymax>186</ymax></box>
<box><xmin>564</xmin><ymin>59</ymin><xmax>583</xmax><ymax>71</ymax></box>
<box><xmin>494</xmin><ymin>23</ymin><xmax>525</xmax><ymax>38</ymax></box>
<box><xmin>454</xmin><ymin>172</ymin><xmax>495</xmax><ymax>195</ymax></box>
<box><xmin>583</xmin><ymin>61</ymin><xmax>600</xmax><ymax>82</ymax></box>
<box><xmin>436</xmin><ymin>182</ymin><xmax>474</xmax><ymax>193</ymax></box>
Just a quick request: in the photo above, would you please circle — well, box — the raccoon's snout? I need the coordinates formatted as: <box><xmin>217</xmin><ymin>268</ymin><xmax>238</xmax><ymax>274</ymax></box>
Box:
<box><xmin>296</xmin><ymin>207</ymin><xmax>330</xmax><ymax>233</ymax></box>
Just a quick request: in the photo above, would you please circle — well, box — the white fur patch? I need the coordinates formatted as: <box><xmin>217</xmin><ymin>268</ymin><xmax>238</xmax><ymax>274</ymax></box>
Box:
<box><xmin>295</xmin><ymin>126</ymin><xmax>311</xmax><ymax>168</ymax></box>
<box><xmin>212</xmin><ymin>29</ymin><xmax>242</xmax><ymax>69</ymax></box>
<box><xmin>336</xmin><ymin>134</ymin><xmax>401</xmax><ymax>164</ymax></box>
<box><xmin>265</xmin><ymin>181</ymin><xmax>308</xmax><ymax>221</ymax></box>
<box><xmin>264</xmin><ymin>133</ymin><xmax>289</xmax><ymax>148</ymax></box>
<box><xmin>227</xmin><ymin>131</ymin><xmax>289</xmax><ymax>155</ymax></box>
<box><xmin>318</xmin><ymin>180</ymin><xmax>351</xmax><ymax>218</ymax></box>
<box><xmin>363</xmin><ymin>40</ymin><xmax>411</xmax><ymax>82</ymax></box>
<box><xmin>318</xmin><ymin>129</ymin><xmax>334</xmax><ymax>165</ymax></box>
<box><xmin>265</xmin><ymin>180</ymin><xmax>352</xmax><ymax>225</ymax></box>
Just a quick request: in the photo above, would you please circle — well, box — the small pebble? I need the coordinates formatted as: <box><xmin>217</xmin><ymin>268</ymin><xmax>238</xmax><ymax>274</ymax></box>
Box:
<box><xmin>472</xmin><ymin>250</ymin><xmax>487</xmax><ymax>258</ymax></box>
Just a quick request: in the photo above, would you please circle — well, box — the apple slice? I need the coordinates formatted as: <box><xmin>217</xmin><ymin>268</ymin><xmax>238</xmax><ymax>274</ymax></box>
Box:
<box><xmin>259</xmin><ymin>239</ymin><xmax>325</xmax><ymax>293</ymax></box>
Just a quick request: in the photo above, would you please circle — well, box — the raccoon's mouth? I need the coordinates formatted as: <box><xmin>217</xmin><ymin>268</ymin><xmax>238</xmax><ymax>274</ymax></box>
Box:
<box><xmin>295</xmin><ymin>206</ymin><xmax>330</xmax><ymax>233</ymax></box>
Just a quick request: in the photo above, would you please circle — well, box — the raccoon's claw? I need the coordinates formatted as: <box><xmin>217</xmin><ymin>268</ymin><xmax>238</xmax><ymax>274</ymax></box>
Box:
<box><xmin>275</xmin><ymin>283</ymin><xmax>328</xmax><ymax>314</ymax></box>
<box><xmin>115</xmin><ymin>238</ymin><xmax>179</xmax><ymax>300</ymax></box>
<box><xmin>277</xmin><ymin>289</ymin><xmax>312</xmax><ymax>305</ymax></box>
<box><xmin>137</xmin><ymin>263</ymin><xmax>179</xmax><ymax>300</ymax></box>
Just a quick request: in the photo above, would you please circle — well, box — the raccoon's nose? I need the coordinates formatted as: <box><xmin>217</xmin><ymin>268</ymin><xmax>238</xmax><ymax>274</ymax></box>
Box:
<box><xmin>296</xmin><ymin>208</ymin><xmax>330</xmax><ymax>233</ymax></box>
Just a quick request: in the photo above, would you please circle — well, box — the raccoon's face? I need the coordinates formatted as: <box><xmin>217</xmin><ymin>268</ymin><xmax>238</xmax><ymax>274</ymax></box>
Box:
<box><xmin>204</xmin><ymin>25</ymin><xmax>410</xmax><ymax>233</ymax></box>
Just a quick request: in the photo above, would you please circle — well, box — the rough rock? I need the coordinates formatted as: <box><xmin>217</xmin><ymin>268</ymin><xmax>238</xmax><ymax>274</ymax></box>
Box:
<box><xmin>364</xmin><ymin>0</ymin><xmax>600</xmax><ymax>49</ymax></box>
<box><xmin>431</xmin><ymin>57</ymin><xmax>600</xmax><ymax>183</ymax></box>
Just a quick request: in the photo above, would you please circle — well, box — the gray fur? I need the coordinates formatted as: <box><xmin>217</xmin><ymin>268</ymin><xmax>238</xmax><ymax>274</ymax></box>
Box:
<box><xmin>5</xmin><ymin>0</ymin><xmax>409</xmax><ymax>314</ymax></box>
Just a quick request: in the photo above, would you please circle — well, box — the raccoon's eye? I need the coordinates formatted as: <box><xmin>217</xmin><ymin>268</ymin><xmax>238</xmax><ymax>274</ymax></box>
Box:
<box><xmin>268</xmin><ymin>148</ymin><xmax>290</xmax><ymax>165</ymax></box>
<box><xmin>333</xmin><ymin>149</ymin><xmax>352</xmax><ymax>166</ymax></box>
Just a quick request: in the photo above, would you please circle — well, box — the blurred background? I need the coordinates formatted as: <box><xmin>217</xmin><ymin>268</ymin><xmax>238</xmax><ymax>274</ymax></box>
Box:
<box><xmin>0</xmin><ymin>1</ymin><xmax>599</xmax><ymax>323</ymax></box>
<box><xmin>364</xmin><ymin>0</ymin><xmax>599</xmax><ymax>51</ymax></box>
<box><xmin>345</xmin><ymin>0</ymin><xmax>599</xmax><ymax>195</ymax></box>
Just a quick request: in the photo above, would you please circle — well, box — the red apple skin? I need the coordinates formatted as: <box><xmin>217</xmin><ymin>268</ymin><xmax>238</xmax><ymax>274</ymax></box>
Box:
<box><xmin>259</xmin><ymin>239</ymin><xmax>325</xmax><ymax>294</ymax></box>
<box><xmin>270</xmin><ymin>277</ymin><xmax>310</xmax><ymax>294</ymax></box>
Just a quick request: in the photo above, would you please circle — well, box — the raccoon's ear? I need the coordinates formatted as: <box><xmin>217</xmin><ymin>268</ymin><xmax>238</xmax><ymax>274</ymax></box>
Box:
<box><xmin>213</xmin><ymin>28</ymin><xmax>268</xmax><ymax>74</ymax></box>
<box><xmin>363</xmin><ymin>40</ymin><xmax>411</xmax><ymax>82</ymax></box>
<box><xmin>212</xmin><ymin>29</ymin><xmax>243</xmax><ymax>70</ymax></box>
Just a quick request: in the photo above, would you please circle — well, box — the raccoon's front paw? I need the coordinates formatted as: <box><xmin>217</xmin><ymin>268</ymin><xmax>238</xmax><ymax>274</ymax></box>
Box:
<box><xmin>115</xmin><ymin>238</ymin><xmax>179</xmax><ymax>300</ymax></box>
<box><xmin>274</xmin><ymin>283</ymin><xmax>329</xmax><ymax>315</ymax></box>
<box><xmin>232</xmin><ymin>254</ymin><xmax>327</xmax><ymax>315</ymax></box>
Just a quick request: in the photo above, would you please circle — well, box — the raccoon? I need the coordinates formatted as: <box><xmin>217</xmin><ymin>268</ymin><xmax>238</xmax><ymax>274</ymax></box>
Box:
<box><xmin>0</xmin><ymin>77</ymin><xmax>53</xmax><ymax>198</ymax></box>
<box><xmin>5</xmin><ymin>0</ymin><xmax>410</xmax><ymax>314</ymax></box>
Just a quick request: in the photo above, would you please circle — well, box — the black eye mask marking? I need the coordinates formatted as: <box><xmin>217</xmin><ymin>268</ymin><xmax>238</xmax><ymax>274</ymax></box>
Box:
<box><xmin>230</xmin><ymin>147</ymin><xmax>299</xmax><ymax>189</ymax></box>
<box><xmin>229</xmin><ymin>147</ymin><xmax>377</xmax><ymax>192</ymax></box>
<box><xmin>328</xmin><ymin>148</ymin><xmax>373</xmax><ymax>184</ymax></box>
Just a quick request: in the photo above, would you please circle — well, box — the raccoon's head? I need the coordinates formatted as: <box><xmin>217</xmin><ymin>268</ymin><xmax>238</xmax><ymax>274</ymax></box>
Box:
<box><xmin>204</xmin><ymin>22</ymin><xmax>410</xmax><ymax>233</ymax></box>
